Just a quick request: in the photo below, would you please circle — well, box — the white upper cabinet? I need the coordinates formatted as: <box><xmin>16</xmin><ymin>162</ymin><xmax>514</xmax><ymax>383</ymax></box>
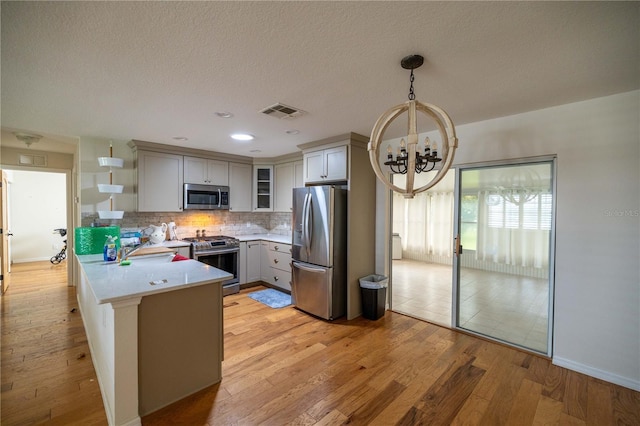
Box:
<box><xmin>275</xmin><ymin>160</ymin><xmax>304</xmax><ymax>212</ymax></box>
<box><xmin>294</xmin><ymin>160</ymin><xmax>304</xmax><ymax>188</ymax></box>
<box><xmin>303</xmin><ymin>145</ymin><xmax>348</xmax><ymax>184</ymax></box>
<box><xmin>228</xmin><ymin>162</ymin><xmax>252</xmax><ymax>212</ymax></box>
<box><xmin>184</xmin><ymin>156</ymin><xmax>229</xmax><ymax>185</ymax></box>
<box><xmin>137</xmin><ymin>150</ymin><xmax>184</xmax><ymax>212</ymax></box>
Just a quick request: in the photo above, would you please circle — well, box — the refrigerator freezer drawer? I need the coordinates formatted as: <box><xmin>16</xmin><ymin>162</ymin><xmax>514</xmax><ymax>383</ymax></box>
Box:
<box><xmin>292</xmin><ymin>261</ymin><xmax>336</xmax><ymax>320</ymax></box>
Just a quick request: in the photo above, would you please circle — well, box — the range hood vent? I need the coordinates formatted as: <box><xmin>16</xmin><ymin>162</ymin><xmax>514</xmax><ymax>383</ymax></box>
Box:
<box><xmin>259</xmin><ymin>103</ymin><xmax>306</xmax><ymax>119</ymax></box>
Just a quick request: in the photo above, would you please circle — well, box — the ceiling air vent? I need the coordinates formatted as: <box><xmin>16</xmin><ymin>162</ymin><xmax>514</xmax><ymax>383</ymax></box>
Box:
<box><xmin>259</xmin><ymin>103</ymin><xmax>306</xmax><ymax>119</ymax></box>
<box><xmin>19</xmin><ymin>154</ymin><xmax>47</xmax><ymax>167</ymax></box>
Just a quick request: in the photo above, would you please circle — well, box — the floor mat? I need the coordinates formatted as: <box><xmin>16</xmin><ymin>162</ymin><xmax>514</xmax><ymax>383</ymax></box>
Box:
<box><xmin>248</xmin><ymin>288</ymin><xmax>292</xmax><ymax>308</ymax></box>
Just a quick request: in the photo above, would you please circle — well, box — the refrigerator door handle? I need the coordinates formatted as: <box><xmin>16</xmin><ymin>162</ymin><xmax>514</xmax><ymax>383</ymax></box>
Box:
<box><xmin>293</xmin><ymin>261</ymin><xmax>327</xmax><ymax>273</ymax></box>
<box><xmin>301</xmin><ymin>193</ymin><xmax>309</xmax><ymax>257</ymax></box>
<box><xmin>306</xmin><ymin>194</ymin><xmax>313</xmax><ymax>255</ymax></box>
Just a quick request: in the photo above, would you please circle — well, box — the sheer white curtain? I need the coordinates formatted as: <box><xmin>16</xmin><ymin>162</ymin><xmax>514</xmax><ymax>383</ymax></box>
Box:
<box><xmin>393</xmin><ymin>191</ymin><xmax>454</xmax><ymax>257</ymax></box>
<box><xmin>426</xmin><ymin>192</ymin><xmax>454</xmax><ymax>256</ymax></box>
<box><xmin>477</xmin><ymin>190</ymin><xmax>550</xmax><ymax>268</ymax></box>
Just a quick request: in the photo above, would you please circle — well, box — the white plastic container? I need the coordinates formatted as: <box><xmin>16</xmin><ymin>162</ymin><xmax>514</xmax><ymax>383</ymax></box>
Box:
<box><xmin>98</xmin><ymin>210</ymin><xmax>124</xmax><ymax>219</ymax></box>
<box><xmin>392</xmin><ymin>233</ymin><xmax>402</xmax><ymax>260</ymax></box>
<box><xmin>97</xmin><ymin>184</ymin><xmax>124</xmax><ymax>193</ymax></box>
<box><xmin>98</xmin><ymin>157</ymin><xmax>124</xmax><ymax>168</ymax></box>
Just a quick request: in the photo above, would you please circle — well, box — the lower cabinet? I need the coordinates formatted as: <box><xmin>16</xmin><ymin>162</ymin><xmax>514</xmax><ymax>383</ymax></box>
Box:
<box><xmin>260</xmin><ymin>241</ymin><xmax>271</xmax><ymax>283</ymax></box>
<box><xmin>242</xmin><ymin>239</ymin><xmax>292</xmax><ymax>292</ymax></box>
<box><xmin>238</xmin><ymin>242</ymin><xmax>247</xmax><ymax>285</ymax></box>
<box><xmin>267</xmin><ymin>242</ymin><xmax>292</xmax><ymax>292</ymax></box>
<box><xmin>246</xmin><ymin>241</ymin><xmax>261</xmax><ymax>283</ymax></box>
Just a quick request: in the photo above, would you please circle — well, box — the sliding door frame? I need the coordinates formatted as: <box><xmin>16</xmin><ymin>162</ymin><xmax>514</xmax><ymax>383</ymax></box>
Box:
<box><xmin>452</xmin><ymin>155</ymin><xmax>557</xmax><ymax>357</ymax></box>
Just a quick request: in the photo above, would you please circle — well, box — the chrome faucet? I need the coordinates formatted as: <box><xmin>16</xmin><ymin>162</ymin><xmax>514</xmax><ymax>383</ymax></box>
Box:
<box><xmin>120</xmin><ymin>242</ymin><xmax>148</xmax><ymax>261</ymax></box>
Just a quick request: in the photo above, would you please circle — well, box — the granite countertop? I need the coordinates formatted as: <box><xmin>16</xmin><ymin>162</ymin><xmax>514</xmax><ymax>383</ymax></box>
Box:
<box><xmin>76</xmin><ymin>253</ymin><xmax>232</xmax><ymax>305</ymax></box>
<box><xmin>236</xmin><ymin>234</ymin><xmax>292</xmax><ymax>244</ymax></box>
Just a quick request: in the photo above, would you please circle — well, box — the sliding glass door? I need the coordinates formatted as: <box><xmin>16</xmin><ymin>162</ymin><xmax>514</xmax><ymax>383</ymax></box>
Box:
<box><xmin>453</xmin><ymin>159</ymin><xmax>555</xmax><ymax>355</ymax></box>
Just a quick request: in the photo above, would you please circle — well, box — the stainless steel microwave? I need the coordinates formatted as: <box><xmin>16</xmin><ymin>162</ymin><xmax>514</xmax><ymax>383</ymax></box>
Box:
<box><xmin>184</xmin><ymin>183</ymin><xmax>229</xmax><ymax>210</ymax></box>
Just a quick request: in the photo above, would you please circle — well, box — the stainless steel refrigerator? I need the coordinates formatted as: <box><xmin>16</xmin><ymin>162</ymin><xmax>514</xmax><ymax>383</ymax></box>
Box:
<box><xmin>291</xmin><ymin>186</ymin><xmax>347</xmax><ymax>320</ymax></box>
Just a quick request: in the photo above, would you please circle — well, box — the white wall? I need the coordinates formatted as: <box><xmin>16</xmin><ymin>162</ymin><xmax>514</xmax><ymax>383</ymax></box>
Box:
<box><xmin>375</xmin><ymin>91</ymin><xmax>640</xmax><ymax>390</ymax></box>
<box><xmin>8</xmin><ymin>170</ymin><xmax>67</xmax><ymax>262</ymax></box>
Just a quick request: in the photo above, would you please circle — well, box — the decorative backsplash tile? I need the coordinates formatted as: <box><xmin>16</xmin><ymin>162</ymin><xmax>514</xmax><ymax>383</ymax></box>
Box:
<box><xmin>81</xmin><ymin>211</ymin><xmax>293</xmax><ymax>239</ymax></box>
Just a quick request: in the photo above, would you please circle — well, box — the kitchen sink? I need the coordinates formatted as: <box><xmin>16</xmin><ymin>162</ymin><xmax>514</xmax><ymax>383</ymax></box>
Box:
<box><xmin>126</xmin><ymin>253</ymin><xmax>175</xmax><ymax>264</ymax></box>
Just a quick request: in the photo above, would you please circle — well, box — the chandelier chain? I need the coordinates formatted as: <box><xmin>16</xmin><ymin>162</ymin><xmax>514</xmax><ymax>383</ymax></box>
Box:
<box><xmin>408</xmin><ymin>69</ymin><xmax>416</xmax><ymax>101</ymax></box>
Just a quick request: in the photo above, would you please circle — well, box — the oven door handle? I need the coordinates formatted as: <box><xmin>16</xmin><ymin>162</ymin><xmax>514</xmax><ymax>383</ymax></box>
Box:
<box><xmin>196</xmin><ymin>247</ymin><xmax>239</xmax><ymax>257</ymax></box>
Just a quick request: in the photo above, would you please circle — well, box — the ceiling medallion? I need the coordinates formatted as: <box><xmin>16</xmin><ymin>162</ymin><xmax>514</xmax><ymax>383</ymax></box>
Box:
<box><xmin>368</xmin><ymin>54</ymin><xmax>458</xmax><ymax>198</ymax></box>
<box><xmin>13</xmin><ymin>132</ymin><xmax>43</xmax><ymax>147</ymax></box>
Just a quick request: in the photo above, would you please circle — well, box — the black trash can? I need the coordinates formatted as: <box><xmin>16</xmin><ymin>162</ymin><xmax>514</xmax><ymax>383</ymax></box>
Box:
<box><xmin>359</xmin><ymin>275</ymin><xmax>388</xmax><ymax>320</ymax></box>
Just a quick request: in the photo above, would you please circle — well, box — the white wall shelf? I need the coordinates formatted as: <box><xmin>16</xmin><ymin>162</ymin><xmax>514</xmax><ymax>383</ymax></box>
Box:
<box><xmin>98</xmin><ymin>145</ymin><xmax>124</xmax><ymax>220</ymax></box>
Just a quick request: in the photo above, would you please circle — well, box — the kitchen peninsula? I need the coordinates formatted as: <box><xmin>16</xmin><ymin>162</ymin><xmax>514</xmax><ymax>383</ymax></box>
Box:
<box><xmin>76</xmin><ymin>252</ymin><xmax>232</xmax><ymax>426</ymax></box>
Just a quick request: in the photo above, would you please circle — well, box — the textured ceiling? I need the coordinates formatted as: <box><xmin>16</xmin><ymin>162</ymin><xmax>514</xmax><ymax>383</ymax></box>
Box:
<box><xmin>1</xmin><ymin>1</ymin><xmax>638</xmax><ymax>157</ymax></box>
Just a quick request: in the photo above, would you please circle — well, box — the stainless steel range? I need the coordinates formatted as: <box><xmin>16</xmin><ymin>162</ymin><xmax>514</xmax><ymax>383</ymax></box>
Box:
<box><xmin>183</xmin><ymin>235</ymin><xmax>240</xmax><ymax>296</ymax></box>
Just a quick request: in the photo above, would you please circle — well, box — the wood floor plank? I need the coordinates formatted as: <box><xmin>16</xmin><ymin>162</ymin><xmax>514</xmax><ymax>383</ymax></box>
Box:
<box><xmin>542</xmin><ymin>363</ymin><xmax>568</xmax><ymax>401</ymax></box>
<box><xmin>532</xmin><ymin>395</ymin><xmax>564</xmax><ymax>425</ymax></box>
<box><xmin>505</xmin><ymin>378</ymin><xmax>543</xmax><ymax>425</ymax></box>
<box><xmin>611</xmin><ymin>385</ymin><xmax>640</xmax><ymax>426</ymax></box>
<box><xmin>477</xmin><ymin>358</ymin><xmax>528</xmax><ymax>425</ymax></box>
<box><xmin>564</xmin><ymin>369</ymin><xmax>589</xmax><ymax>420</ymax></box>
<box><xmin>314</xmin><ymin>409</ymin><xmax>349</xmax><ymax>425</ymax></box>
<box><xmin>342</xmin><ymin>379</ymin><xmax>406</xmax><ymax>425</ymax></box>
<box><xmin>369</xmin><ymin>367</ymin><xmax>441</xmax><ymax>425</ymax></box>
<box><xmin>450</xmin><ymin>393</ymin><xmax>491</xmax><ymax>426</ymax></box>
<box><xmin>586</xmin><ymin>378</ymin><xmax>613</xmax><ymax>426</ymax></box>
<box><xmin>402</xmin><ymin>354</ymin><xmax>485</xmax><ymax>425</ymax></box>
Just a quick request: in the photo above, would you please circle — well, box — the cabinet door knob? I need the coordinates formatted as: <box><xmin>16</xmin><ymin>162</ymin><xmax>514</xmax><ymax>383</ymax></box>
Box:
<box><xmin>274</xmin><ymin>245</ymin><xmax>279</xmax><ymax>250</ymax></box>
<box><xmin>274</xmin><ymin>259</ymin><xmax>279</xmax><ymax>264</ymax></box>
<box><xmin>274</xmin><ymin>276</ymin><xmax>279</xmax><ymax>282</ymax></box>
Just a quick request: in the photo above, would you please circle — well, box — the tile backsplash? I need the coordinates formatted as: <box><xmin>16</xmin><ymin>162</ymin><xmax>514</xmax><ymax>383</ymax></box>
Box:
<box><xmin>81</xmin><ymin>211</ymin><xmax>293</xmax><ymax>239</ymax></box>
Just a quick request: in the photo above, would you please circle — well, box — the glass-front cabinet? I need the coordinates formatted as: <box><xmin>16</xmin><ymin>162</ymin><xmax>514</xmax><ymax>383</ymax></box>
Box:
<box><xmin>253</xmin><ymin>165</ymin><xmax>273</xmax><ymax>211</ymax></box>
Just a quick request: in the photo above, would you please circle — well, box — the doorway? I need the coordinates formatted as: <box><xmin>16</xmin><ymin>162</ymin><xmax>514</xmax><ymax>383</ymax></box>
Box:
<box><xmin>453</xmin><ymin>159</ymin><xmax>555</xmax><ymax>355</ymax></box>
<box><xmin>390</xmin><ymin>170</ymin><xmax>455</xmax><ymax>327</ymax></box>
<box><xmin>5</xmin><ymin>170</ymin><xmax>67</xmax><ymax>264</ymax></box>
<box><xmin>1</xmin><ymin>171</ymin><xmax>9</xmax><ymax>294</ymax></box>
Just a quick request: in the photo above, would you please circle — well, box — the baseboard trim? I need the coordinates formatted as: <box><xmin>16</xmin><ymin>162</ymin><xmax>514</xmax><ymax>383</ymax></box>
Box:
<box><xmin>553</xmin><ymin>356</ymin><xmax>640</xmax><ymax>391</ymax></box>
<box><xmin>13</xmin><ymin>257</ymin><xmax>51</xmax><ymax>263</ymax></box>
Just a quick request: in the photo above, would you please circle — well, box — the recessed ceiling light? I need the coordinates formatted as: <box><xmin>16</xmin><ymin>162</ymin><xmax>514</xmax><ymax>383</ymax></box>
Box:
<box><xmin>285</xmin><ymin>129</ymin><xmax>300</xmax><ymax>135</ymax></box>
<box><xmin>173</xmin><ymin>136</ymin><xmax>188</xmax><ymax>141</ymax></box>
<box><xmin>231</xmin><ymin>133</ymin><xmax>254</xmax><ymax>141</ymax></box>
<box><xmin>215</xmin><ymin>111</ymin><xmax>234</xmax><ymax>118</ymax></box>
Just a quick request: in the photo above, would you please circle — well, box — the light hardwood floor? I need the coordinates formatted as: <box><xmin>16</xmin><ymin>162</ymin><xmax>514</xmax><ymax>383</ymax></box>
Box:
<box><xmin>2</xmin><ymin>261</ymin><xmax>639</xmax><ymax>425</ymax></box>
<box><xmin>1</xmin><ymin>261</ymin><xmax>106</xmax><ymax>425</ymax></box>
